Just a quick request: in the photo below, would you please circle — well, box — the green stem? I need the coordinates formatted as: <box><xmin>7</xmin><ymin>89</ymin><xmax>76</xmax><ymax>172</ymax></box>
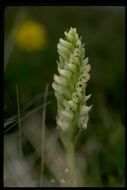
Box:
<box><xmin>66</xmin><ymin>141</ymin><xmax>77</xmax><ymax>186</ymax></box>
<box><xmin>60</xmin><ymin>132</ymin><xmax>78</xmax><ymax>187</ymax></box>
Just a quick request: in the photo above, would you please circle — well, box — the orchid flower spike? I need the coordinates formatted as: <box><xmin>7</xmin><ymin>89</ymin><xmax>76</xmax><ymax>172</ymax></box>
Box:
<box><xmin>52</xmin><ymin>27</ymin><xmax>92</xmax><ymax>131</ymax></box>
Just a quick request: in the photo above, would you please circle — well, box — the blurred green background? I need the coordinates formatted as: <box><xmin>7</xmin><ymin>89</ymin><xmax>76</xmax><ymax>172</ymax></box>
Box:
<box><xmin>4</xmin><ymin>6</ymin><xmax>125</xmax><ymax>187</ymax></box>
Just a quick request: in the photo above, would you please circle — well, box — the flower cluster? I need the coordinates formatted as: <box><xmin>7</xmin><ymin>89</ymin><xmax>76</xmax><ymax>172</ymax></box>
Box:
<box><xmin>52</xmin><ymin>27</ymin><xmax>92</xmax><ymax>131</ymax></box>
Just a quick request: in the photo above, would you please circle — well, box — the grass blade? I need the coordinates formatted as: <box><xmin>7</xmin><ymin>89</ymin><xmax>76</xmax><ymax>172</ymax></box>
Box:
<box><xmin>16</xmin><ymin>84</ymin><xmax>22</xmax><ymax>160</ymax></box>
<box><xmin>40</xmin><ymin>84</ymin><xmax>49</xmax><ymax>187</ymax></box>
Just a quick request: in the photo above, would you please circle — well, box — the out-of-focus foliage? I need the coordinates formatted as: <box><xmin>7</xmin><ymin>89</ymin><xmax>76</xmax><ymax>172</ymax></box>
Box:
<box><xmin>4</xmin><ymin>6</ymin><xmax>125</xmax><ymax>187</ymax></box>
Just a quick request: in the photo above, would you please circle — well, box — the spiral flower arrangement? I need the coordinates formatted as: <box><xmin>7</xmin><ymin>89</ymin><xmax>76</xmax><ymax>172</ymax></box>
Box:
<box><xmin>52</xmin><ymin>27</ymin><xmax>92</xmax><ymax>132</ymax></box>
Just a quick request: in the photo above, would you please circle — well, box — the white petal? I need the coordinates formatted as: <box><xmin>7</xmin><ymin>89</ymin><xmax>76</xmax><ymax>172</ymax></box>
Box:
<box><xmin>66</xmin><ymin>63</ymin><xmax>77</xmax><ymax>72</ymax></box>
<box><xmin>58</xmin><ymin>68</ymin><xmax>71</xmax><ymax>79</ymax></box>
<box><xmin>83</xmin><ymin>57</ymin><xmax>89</xmax><ymax>64</ymax></box>
<box><xmin>64</xmin><ymin>31</ymin><xmax>73</xmax><ymax>41</ymax></box>
<box><xmin>85</xmin><ymin>94</ymin><xmax>91</xmax><ymax>101</ymax></box>
<box><xmin>76</xmin><ymin>81</ymin><xmax>84</xmax><ymax>92</ymax></box>
<box><xmin>85</xmin><ymin>64</ymin><xmax>91</xmax><ymax>72</ymax></box>
<box><xmin>68</xmin><ymin>100</ymin><xmax>77</xmax><ymax>111</ymax></box>
<box><xmin>54</xmin><ymin>74</ymin><xmax>67</xmax><ymax>86</ymax></box>
<box><xmin>80</xmin><ymin>105</ymin><xmax>92</xmax><ymax>115</ymax></box>
<box><xmin>61</xmin><ymin>110</ymin><xmax>74</xmax><ymax>120</ymax></box>
<box><xmin>72</xmin><ymin>91</ymin><xmax>82</xmax><ymax>103</ymax></box>
<box><xmin>57</xmin><ymin>118</ymin><xmax>70</xmax><ymax>131</ymax></box>
<box><xmin>78</xmin><ymin>115</ymin><xmax>89</xmax><ymax>129</ymax></box>
<box><xmin>79</xmin><ymin>73</ymin><xmax>90</xmax><ymax>82</ymax></box>
<box><xmin>59</xmin><ymin>38</ymin><xmax>73</xmax><ymax>49</ymax></box>
<box><xmin>52</xmin><ymin>82</ymin><xmax>63</xmax><ymax>95</ymax></box>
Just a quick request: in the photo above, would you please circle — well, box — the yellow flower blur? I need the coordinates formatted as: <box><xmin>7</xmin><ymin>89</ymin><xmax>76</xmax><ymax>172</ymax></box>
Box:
<box><xmin>15</xmin><ymin>20</ymin><xmax>47</xmax><ymax>52</ymax></box>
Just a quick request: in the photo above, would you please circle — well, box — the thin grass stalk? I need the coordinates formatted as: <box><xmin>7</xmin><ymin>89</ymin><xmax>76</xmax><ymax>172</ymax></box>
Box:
<box><xmin>40</xmin><ymin>84</ymin><xmax>49</xmax><ymax>187</ymax></box>
<box><xmin>16</xmin><ymin>84</ymin><xmax>22</xmax><ymax>160</ymax></box>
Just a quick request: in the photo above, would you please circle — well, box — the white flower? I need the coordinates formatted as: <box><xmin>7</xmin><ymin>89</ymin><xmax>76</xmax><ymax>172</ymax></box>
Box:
<box><xmin>52</xmin><ymin>27</ymin><xmax>92</xmax><ymax>131</ymax></box>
